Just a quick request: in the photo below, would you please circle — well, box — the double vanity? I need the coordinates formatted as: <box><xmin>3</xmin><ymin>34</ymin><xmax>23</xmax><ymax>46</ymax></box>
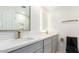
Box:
<box><xmin>0</xmin><ymin>33</ymin><xmax>58</xmax><ymax>53</ymax></box>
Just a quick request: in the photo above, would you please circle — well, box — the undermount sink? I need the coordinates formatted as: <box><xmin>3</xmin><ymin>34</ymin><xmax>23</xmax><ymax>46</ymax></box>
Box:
<box><xmin>16</xmin><ymin>35</ymin><xmax>41</xmax><ymax>41</ymax></box>
<box><xmin>25</xmin><ymin>37</ymin><xmax>35</xmax><ymax>40</ymax></box>
<box><xmin>22</xmin><ymin>37</ymin><xmax>35</xmax><ymax>40</ymax></box>
<box><xmin>16</xmin><ymin>37</ymin><xmax>36</xmax><ymax>41</ymax></box>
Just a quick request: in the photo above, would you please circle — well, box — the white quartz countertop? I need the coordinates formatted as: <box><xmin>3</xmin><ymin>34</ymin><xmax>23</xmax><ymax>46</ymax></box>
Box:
<box><xmin>0</xmin><ymin>33</ymin><xmax>58</xmax><ymax>53</ymax></box>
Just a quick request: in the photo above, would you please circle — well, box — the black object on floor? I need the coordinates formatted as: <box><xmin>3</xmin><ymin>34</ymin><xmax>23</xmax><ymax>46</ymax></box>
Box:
<box><xmin>66</xmin><ymin>36</ymin><xmax>78</xmax><ymax>53</ymax></box>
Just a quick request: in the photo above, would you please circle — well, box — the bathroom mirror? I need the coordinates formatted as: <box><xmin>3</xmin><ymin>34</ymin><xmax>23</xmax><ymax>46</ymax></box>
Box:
<box><xmin>0</xmin><ymin>6</ymin><xmax>30</xmax><ymax>31</ymax></box>
<box><xmin>40</xmin><ymin>7</ymin><xmax>48</xmax><ymax>32</ymax></box>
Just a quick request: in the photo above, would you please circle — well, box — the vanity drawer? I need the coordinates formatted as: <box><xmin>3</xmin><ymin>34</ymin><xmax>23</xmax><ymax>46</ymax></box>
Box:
<box><xmin>9</xmin><ymin>41</ymin><xmax>43</xmax><ymax>53</ymax></box>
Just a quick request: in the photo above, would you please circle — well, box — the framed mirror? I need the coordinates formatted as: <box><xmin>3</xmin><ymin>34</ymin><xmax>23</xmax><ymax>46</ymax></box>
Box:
<box><xmin>0</xmin><ymin>6</ymin><xmax>31</xmax><ymax>31</ymax></box>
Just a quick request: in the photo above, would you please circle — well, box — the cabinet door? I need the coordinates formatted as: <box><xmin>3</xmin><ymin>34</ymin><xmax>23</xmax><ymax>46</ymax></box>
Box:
<box><xmin>9</xmin><ymin>41</ymin><xmax>43</xmax><ymax>53</ymax></box>
<box><xmin>51</xmin><ymin>35</ymin><xmax>58</xmax><ymax>53</ymax></box>
<box><xmin>34</xmin><ymin>48</ymin><xmax>43</xmax><ymax>53</ymax></box>
<box><xmin>44</xmin><ymin>44</ymin><xmax>51</xmax><ymax>53</ymax></box>
<box><xmin>44</xmin><ymin>37</ymin><xmax>52</xmax><ymax>53</ymax></box>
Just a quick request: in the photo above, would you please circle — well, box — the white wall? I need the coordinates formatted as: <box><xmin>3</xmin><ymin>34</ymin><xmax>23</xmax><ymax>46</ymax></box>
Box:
<box><xmin>52</xmin><ymin>6</ymin><xmax>79</xmax><ymax>51</ymax></box>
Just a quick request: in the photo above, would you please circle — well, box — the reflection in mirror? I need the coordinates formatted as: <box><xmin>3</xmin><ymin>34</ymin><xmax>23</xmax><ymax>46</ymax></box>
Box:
<box><xmin>0</xmin><ymin>6</ymin><xmax>30</xmax><ymax>31</ymax></box>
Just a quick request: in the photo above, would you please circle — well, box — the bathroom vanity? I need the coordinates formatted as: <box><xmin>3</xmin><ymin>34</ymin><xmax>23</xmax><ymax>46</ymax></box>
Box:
<box><xmin>0</xmin><ymin>33</ymin><xmax>58</xmax><ymax>53</ymax></box>
<box><xmin>0</xmin><ymin>6</ymin><xmax>58</xmax><ymax>53</ymax></box>
<box><xmin>10</xmin><ymin>34</ymin><xmax>58</xmax><ymax>53</ymax></box>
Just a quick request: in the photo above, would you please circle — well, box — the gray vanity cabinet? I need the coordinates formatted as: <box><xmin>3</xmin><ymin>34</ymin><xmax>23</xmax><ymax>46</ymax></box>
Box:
<box><xmin>9</xmin><ymin>41</ymin><xmax>43</xmax><ymax>53</ymax></box>
<box><xmin>9</xmin><ymin>35</ymin><xmax>58</xmax><ymax>53</ymax></box>
<box><xmin>51</xmin><ymin>35</ymin><xmax>58</xmax><ymax>53</ymax></box>
<box><xmin>34</xmin><ymin>48</ymin><xmax>43</xmax><ymax>53</ymax></box>
<box><xmin>43</xmin><ymin>37</ymin><xmax>52</xmax><ymax>53</ymax></box>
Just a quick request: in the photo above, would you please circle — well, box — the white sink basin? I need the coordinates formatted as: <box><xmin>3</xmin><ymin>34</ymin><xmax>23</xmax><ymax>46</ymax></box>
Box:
<box><xmin>16</xmin><ymin>37</ymin><xmax>35</xmax><ymax>41</ymax></box>
<box><xmin>25</xmin><ymin>37</ymin><xmax>35</xmax><ymax>40</ymax></box>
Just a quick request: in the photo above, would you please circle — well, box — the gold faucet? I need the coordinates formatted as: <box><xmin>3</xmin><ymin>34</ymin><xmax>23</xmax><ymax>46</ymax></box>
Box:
<box><xmin>16</xmin><ymin>31</ymin><xmax>21</xmax><ymax>39</ymax></box>
<box><xmin>46</xmin><ymin>31</ymin><xmax>48</xmax><ymax>34</ymax></box>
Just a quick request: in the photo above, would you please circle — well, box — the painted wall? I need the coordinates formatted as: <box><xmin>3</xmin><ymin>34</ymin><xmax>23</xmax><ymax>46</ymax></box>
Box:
<box><xmin>51</xmin><ymin>6</ymin><xmax>79</xmax><ymax>51</ymax></box>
